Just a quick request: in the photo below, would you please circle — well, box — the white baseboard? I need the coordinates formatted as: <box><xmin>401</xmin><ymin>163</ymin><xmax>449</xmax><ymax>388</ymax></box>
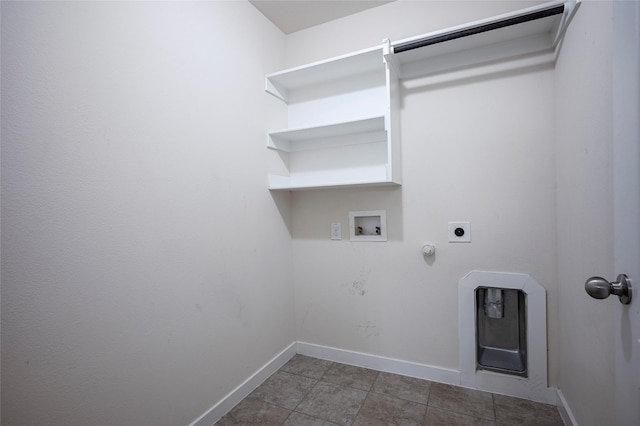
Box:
<box><xmin>295</xmin><ymin>341</ymin><xmax>461</xmax><ymax>386</ymax></box>
<box><xmin>557</xmin><ymin>389</ymin><xmax>578</xmax><ymax>426</ymax></box>
<box><xmin>190</xmin><ymin>341</ymin><xmax>569</xmax><ymax>426</ymax></box>
<box><xmin>189</xmin><ymin>342</ymin><xmax>297</xmax><ymax>426</ymax></box>
<box><xmin>296</xmin><ymin>342</ymin><xmax>561</xmax><ymax>404</ymax></box>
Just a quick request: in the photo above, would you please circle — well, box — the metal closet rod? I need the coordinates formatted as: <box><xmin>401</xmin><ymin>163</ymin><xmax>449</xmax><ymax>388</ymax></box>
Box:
<box><xmin>393</xmin><ymin>4</ymin><xmax>565</xmax><ymax>54</ymax></box>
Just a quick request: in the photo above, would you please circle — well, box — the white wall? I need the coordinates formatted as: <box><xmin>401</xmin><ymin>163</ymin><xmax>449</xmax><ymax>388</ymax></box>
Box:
<box><xmin>1</xmin><ymin>2</ymin><xmax>293</xmax><ymax>425</ymax></box>
<box><xmin>555</xmin><ymin>1</ymin><xmax>616</xmax><ymax>424</ymax></box>
<box><xmin>2</xmin><ymin>1</ymin><xmax>623</xmax><ymax>424</ymax></box>
<box><xmin>286</xmin><ymin>0</ymin><xmax>560</xmax><ymax>387</ymax></box>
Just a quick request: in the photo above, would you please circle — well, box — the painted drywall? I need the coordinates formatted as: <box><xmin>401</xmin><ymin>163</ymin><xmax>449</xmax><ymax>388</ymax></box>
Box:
<box><xmin>1</xmin><ymin>2</ymin><xmax>293</xmax><ymax>425</ymax></box>
<box><xmin>285</xmin><ymin>0</ymin><xmax>560</xmax><ymax>386</ymax></box>
<box><xmin>555</xmin><ymin>1</ymin><xmax>616</xmax><ymax>425</ymax></box>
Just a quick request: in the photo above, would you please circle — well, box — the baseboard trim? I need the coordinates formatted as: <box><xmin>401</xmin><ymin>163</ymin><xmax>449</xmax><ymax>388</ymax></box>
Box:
<box><xmin>296</xmin><ymin>341</ymin><xmax>461</xmax><ymax>386</ymax></box>
<box><xmin>557</xmin><ymin>389</ymin><xmax>578</xmax><ymax>426</ymax></box>
<box><xmin>297</xmin><ymin>342</ymin><xmax>559</xmax><ymax>405</ymax></box>
<box><xmin>190</xmin><ymin>341</ymin><xmax>567</xmax><ymax>426</ymax></box>
<box><xmin>189</xmin><ymin>341</ymin><xmax>297</xmax><ymax>426</ymax></box>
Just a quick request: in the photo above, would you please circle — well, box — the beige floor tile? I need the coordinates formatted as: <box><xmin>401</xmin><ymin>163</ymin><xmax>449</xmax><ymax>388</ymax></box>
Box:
<box><xmin>493</xmin><ymin>394</ymin><xmax>563</xmax><ymax>425</ymax></box>
<box><xmin>320</xmin><ymin>363</ymin><xmax>379</xmax><ymax>391</ymax></box>
<box><xmin>371</xmin><ymin>371</ymin><xmax>432</xmax><ymax>404</ymax></box>
<box><xmin>281</xmin><ymin>355</ymin><xmax>334</xmax><ymax>379</ymax></box>
<box><xmin>216</xmin><ymin>397</ymin><xmax>291</xmax><ymax>425</ymax></box>
<box><xmin>219</xmin><ymin>356</ymin><xmax>565</xmax><ymax>426</ymax></box>
<box><xmin>295</xmin><ymin>381</ymin><xmax>367</xmax><ymax>426</ymax></box>
<box><xmin>250</xmin><ymin>370</ymin><xmax>317</xmax><ymax>410</ymax></box>
<box><xmin>428</xmin><ymin>383</ymin><xmax>495</xmax><ymax>420</ymax></box>
<box><xmin>285</xmin><ymin>411</ymin><xmax>341</xmax><ymax>426</ymax></box>
<box><xmin>352</xmin><ymin>392</ymin><xmax>427</xmax><ymax>426</ymax></box>
<box><xmin>425</xmin><ymin>406</ymin><xmax>496</xmax><ymax>426</ymax></box>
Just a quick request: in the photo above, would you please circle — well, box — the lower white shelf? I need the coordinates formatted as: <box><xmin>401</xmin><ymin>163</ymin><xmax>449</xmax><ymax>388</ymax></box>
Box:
<box><xmin>268</xmin><ymin>174</ymin><xmax>401</xmax><ymax>191</ymax></box>
<box><xmin>268</xmin><ymin>138</ymin><xmax>399</xmax><ymax>191</ymax></box>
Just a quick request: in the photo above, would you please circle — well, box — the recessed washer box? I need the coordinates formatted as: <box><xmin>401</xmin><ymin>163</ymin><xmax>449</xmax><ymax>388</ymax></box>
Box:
<box><xmin>349</xmin><ymin>210</ymin><xmax>387</xmax><ymax>242</ymax></box>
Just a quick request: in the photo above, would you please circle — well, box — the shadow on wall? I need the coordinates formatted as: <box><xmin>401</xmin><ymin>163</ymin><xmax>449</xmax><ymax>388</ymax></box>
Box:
<box><xmin>289</xmin><ymin>186</ymin><xmax>403</xmax><ymax>241</ymax></box>
<box><xmin>270</xmin><ymin>190</ymin><xmax>293</xmax><ymax>237</ymax></box>
<box><xmin>401</xmin><ymin>59</ymin><xmax>555</xmax><ymax>104</ymax></box>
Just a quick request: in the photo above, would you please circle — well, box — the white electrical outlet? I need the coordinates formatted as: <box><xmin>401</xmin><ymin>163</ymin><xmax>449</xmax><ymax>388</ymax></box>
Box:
<box><xmin>448</xmin><ymin>221</ymin><xmax>471</xmax><ymax>243</ymax></box>
<box><xmin>331</xmin><ymin>223</ymin><xmax>342</xmax><ymax>240</ymax></box>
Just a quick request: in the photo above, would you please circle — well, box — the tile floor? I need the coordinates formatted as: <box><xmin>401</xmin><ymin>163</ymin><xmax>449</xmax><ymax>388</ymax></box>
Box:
<box><xmin>216</xmin><ymin>354</ymin><xmax>564</xmax><ymax>426</ymax></box>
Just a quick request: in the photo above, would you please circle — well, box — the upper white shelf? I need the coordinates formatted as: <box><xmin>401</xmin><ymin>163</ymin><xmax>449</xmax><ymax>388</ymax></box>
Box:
<box><xmin>388</xmin><ymin>0</ymin><xmax>580</xmax><ymax>79</ymax></box>
<box><xmin>265</xmin><ymin>45</ymin><xmax>385</xmax><ymax>102</ymax></box>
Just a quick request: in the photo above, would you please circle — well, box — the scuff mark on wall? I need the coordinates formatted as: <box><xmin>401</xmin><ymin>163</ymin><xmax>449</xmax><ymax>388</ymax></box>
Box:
<box><xmin>355</xmin><ymin>321</ymin><xmax>379</xmax><ymax>339</ymax></box>
<box><xmin>350</xmin><ymin>280</ymin><xmax>366</xmax><ymax>296</ymax></box>
<box><xmin>342</xmin><ymin>268</ymin><xmax>371</xmax><ymax>296</ymax></box>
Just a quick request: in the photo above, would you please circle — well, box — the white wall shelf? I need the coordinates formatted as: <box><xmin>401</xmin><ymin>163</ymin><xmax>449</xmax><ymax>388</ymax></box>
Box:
<box><xmin>264</xmin><ymin>0</ymin><xmax>579</xmax><ymax>191</ymax></box>
<box><xmin>266</xmin><ymin>46</ymin><xmax>386</xmax><ymax>102</ymax></box>
<box><xmin>265</xmin><ymin>43</ymin><xmax>401</xmax><ymax>191</ymax></box>
<box><xmin>267</xmin><ymin>116</ymin><xmax>386</xmax><ymax>152</ymax></box>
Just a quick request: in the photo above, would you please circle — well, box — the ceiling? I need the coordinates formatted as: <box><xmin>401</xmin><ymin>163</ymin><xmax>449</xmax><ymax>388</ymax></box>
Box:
<box><xmin>249</xmin><ymin>0</ymin><xmax>395</xmax><ymax>34</ymax></box>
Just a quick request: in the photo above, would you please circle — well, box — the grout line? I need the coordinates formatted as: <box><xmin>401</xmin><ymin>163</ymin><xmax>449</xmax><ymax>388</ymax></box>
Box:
<box><xmin>351</xmin><ymin>388</ymin><xmax>368</xmax><ymax>425</ymax></box>
<box><xmin>492</xmin><ymin>392</ymin><xmax>497</xmax><ymax>424</ymax></box>
<box><xmin>285</xmin><ymin>359</ymin><xmax>334</xmax><ymax>418</ymax></box>
<box><xmin>349</xmin><ymin>369</ymin><xmax>381</xmax><ymax>425</ymax></box>
<box><xmin>422</xmin><ymin>380</ymin><xmax>433</xmax><ymax>425</ymax></box>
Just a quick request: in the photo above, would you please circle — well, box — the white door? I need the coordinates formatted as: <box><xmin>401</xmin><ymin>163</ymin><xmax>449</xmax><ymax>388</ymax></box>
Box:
<box><xmin>612</xmin><ymin>1</ymin><xmax>640</xmax><ymax>424</ymax></box>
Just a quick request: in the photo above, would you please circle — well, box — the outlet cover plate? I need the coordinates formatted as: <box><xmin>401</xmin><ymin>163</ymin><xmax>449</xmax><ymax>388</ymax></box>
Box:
<box><xmin>448</xmin><ymin>221</ymin><xmax>471</xmax><ymax>243</ymax></box>
<box><xmin>331</xmin><ymin>223</ymin><xmax>342</xmax><ymax>240</ymax></box>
